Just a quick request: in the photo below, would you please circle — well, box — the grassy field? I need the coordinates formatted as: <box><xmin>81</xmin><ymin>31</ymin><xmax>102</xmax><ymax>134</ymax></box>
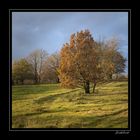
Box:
<box><xmin>12</xmin><ymin>81</ymin><xmax>128</xmax><ymax>128</ymax></box>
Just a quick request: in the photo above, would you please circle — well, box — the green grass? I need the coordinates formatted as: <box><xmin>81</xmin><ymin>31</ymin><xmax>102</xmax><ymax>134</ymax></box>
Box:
<box><xmin>12</xmin><ymin>81</ymin><xmax>128</xmax><ymax>128</ymax></box>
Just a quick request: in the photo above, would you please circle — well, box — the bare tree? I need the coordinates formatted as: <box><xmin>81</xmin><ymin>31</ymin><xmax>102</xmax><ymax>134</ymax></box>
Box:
<box><xmin>41</xmin><ymin>52</ymin><xmax>60</xmax><ymax>83</ymax></box>
<box><xmin>27</xmin><ymin>49</ymin><xmax>48</xmax><ymax>84</ymax></box>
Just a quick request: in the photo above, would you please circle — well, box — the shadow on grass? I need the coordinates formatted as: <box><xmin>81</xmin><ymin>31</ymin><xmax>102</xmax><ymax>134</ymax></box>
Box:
<box><xmin>34</xmin><ymin>89</ymin><xmax>80</xmax><ymax>104</ymax></box>
<box><xmin>12</xmin><ymin>85</ymin><xmax>60</xmax><ymax>100</ymax></box>
<box><xmin>93</xmin><ymin>92</ymin><xmax>128</xmax><ymax>97</ymax></box>
<box><xmin>12</xmin><ymin>107</ymin><xmax>128</xmax><ymax>128</ymax></box>
<box><xmin>77</xmin><ymin>108</ymin><xmax>128</xmax><ymax>128</ymax></box>
<box><xmin>12</xmin><ymin>85</ymin><xmax>59</xmax><ymax>95</ymax></box>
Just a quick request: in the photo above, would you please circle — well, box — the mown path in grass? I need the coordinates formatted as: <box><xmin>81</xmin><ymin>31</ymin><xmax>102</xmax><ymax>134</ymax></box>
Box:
<box><xmin>12</xmin><ymin>81</ymin><xmax>128</xmax><ymax>128</ymax></box>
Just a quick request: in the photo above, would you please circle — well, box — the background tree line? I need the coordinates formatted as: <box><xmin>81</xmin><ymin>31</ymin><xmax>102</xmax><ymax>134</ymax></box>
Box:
<box><xmin>12</xmin><ymin>50</ymin><xmax>60</xmax><ymax>85</ymax></box>
<box><xmin>12</xmin><ymin>29</ymin><xmax>127</xmax><ymax>94</ymax></box>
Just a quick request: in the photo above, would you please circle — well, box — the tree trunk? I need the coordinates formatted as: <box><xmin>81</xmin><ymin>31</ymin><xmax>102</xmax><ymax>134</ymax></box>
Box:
<box><xmin>93</xmin><ymin>79</ymin><xmax>96</xmax><ymax>93</ymax></box>
<box><xmin>21</xmin><ymin>79</ymin><xmax>24</xmax><ymax>85</ymax></box>
<box><xmin>38</xmin><ymin>76</ymin><xmax>41</xmax><ymax>84</ymax></box>
<box><xmin>57</xmin><ymin>77</ymin><xmax>60</xmax><ymax>83</ymax></box>
<box><xmin>84</xmin><ymin>81</ymin><xmax>90</xmax><ymax>94</ymax></box>
<box><xmin>34</xmin><ymin>62</ymin><xmax>38</xmax><ymax>84</ymax></box>
<box><xmin>109</xmin><ymin>74</ymin><xmax>112</xmax><ymax>80</ymax></box>
<box><xmin>34</xmin><ymin>76</ymin><xmax>38</xmax><ymax>84</ymax></box>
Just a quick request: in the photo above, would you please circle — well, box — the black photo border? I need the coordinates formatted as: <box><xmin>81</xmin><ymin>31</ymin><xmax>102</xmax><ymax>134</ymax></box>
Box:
<box><xmin>9</xmin><ymin>9</ymin><xmax>131</xmax><ymax>133</ymax></box>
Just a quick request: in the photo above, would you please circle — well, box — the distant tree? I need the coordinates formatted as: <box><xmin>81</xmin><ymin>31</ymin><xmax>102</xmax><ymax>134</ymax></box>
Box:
<box><xmin>113</xmin><ymin>52</ymin><xmax>126</xmax><ymax>74</ymax></box>
<box><xmin>59</xmin><ymin>30</ymin><xmax>126</xmax><ymax>94</ymax></box>
<box><xmin>90</xmin><ymin>38</ymin><xmax>126</xmax><ymax>92</ymax></box>
<box><xmin>41</xmin><ymin>52</ymin><xmax>60</xmax><ymax>83</ymax></box>
<box><xmin>12</xmin><ymin>58</ymin><xmax>33</xmax><ymax>84</ymax></box>
<box><xmin>27</xmin><ymin>49</ymin><xmax>48</xmax><ymax>84</ymax></box>
<box><xmin>101</xmin><ymin>38</ymin><xmax>126</xmax><ymax>80</ymax></box>
<box><xmin>106</xmin><ymin>38</ymin><xmax>126</xmax><ymax>73</ymax></box>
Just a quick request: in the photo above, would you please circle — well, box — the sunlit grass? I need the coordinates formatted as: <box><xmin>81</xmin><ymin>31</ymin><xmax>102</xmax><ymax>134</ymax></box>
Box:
<box><xmin>12</xmin><ymin>81</ymin><xmax>128</xmax><ymax>128</ymax></box>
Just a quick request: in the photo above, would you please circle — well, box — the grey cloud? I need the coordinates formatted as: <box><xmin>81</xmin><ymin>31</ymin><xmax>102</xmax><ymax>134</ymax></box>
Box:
<box><xmin>12</xmin><ymin>12</ymin><xmax>128</xmax><ymax>62</ymax></box>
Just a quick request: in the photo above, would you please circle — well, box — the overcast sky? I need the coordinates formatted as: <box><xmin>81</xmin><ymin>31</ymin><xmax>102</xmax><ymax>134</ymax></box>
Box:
<box><xmin>12</xmin><ymin>12</ymin><xmax>128</xmax><ymax>73</ymax></box>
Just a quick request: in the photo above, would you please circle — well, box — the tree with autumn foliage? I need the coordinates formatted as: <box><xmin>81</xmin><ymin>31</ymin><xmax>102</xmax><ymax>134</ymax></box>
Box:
<box><xmin>59</xmin><ymin>30</ymin><xmax>126</xmax><ymax>94</ymax></box>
